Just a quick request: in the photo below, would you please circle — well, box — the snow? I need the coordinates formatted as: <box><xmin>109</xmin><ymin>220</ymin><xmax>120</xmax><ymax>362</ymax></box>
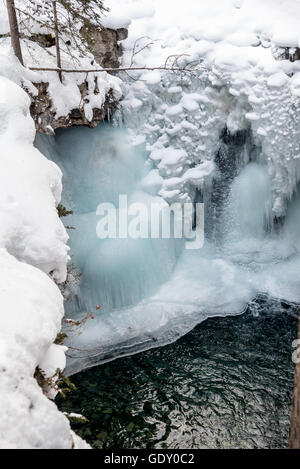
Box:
<box><xmin>140</xmin><ymin>169</ymin><xmax>163</xmax><ymax>195</ymax></box>
<box><xmin>290</xmin><ymin>72</ymin><xmax>300</xmax><ymax>96</ymax></box>
<box><xmin>0</xmin><ymin>75</ymin><xmax>87</xmax><ymax>448</ymax></box>
<box><xmin>182</xmin><ymin>161</ymin><xmax>215</xmax><ymax>186</ymax></box>
<box><xmin>102</xmin><ymin>0</ymin><xmax>155</xmax><ymax>29</ymax></box>
<box><xmin>267</xmin><ymin>72</ymin><xmax>289</xmax><ymax>88</ymax></box>
<box><xmin>103</xmin><ymin>0</ymin><xmax>300</xmax><ymax>215</ymax></box>
<box><xmin>0</xmin><ymin>77</ymin><xmax>69</xmax><ymax>281</ymax></box>
<box><xmin>102</xmin><ymin>12</ymin><xmax>131</xmax><ymax>30</ymax></box>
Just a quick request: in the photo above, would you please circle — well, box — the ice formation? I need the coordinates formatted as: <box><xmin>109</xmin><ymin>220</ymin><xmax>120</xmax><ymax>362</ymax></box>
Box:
<box><xmin>49</xmin><ymin>126</ymin><xmax>300</xmax><ymax>374</ymax></box>
<box><xmin>39</xmin><ymin>0</ymin><xmax>300</xmax><ymax>373</ymax></box>
<box><xmin>115</xmin><ymin>0</ymin><xmax>300</xmax><ymax>216</ymax></box>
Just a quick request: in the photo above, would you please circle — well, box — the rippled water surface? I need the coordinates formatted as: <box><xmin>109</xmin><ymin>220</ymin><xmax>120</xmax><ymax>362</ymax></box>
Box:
<box><xmin>57</xmin><ymin>296</ymin><xmax>298</xmax><ymax>449</ymax></box>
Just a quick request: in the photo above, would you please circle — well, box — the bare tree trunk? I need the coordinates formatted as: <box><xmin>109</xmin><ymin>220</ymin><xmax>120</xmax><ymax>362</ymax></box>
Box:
<box><xmin>6</xmin><ymin>0</ymin><xmax>24</xmax><ymax>65</ymax></box>
<box><xmin>53</xmin><ymin>1</ymin><xmax>62</xmax><ymax>82</ymax></box>
<box><xmin>289</xmin><ymin>317</ymin><xmax>300</xmax><ymax>448</ymax></box>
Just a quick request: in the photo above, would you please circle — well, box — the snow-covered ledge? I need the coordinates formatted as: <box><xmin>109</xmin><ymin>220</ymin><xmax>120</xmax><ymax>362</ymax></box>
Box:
<box><xmin>0</xmin><ymin>74</ymin><xmax>89</xmax><ymax>448</ymax></box>
<box><xmin>25</xmin><ymin>28</ymin><xmax>124</xmax><ymax>134</ymax></box>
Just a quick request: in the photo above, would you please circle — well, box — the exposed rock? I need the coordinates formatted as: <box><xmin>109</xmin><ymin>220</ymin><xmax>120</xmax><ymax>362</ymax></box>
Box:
<box><xmin>275</xmin><ymin>46</ymin><xmax>300</xmax><ymax>62</ymax></box>
<box><xmin>82</xmin><ymin>26</ymin><xmax>128</xmax><ymax>69</ymax></box>
<box><xmin>30</xmin><ymin>33</ymin><xmax>56</xmax><ymax>48</ymax></box>
<box><xmin>284</xmin><ymin>47</ymin><xmax>300</xmax><ymax>62</ymax></box>
<box><xmin>29</xmin><ymin>81</ymin><xmax>118</xmax><ymax>135</ymax></box>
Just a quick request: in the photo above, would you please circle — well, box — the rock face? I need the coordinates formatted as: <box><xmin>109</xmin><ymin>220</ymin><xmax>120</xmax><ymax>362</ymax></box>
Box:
<box><xmin>87</xmin><ymin>27</ymin><xmax>128</xmax><ymax>69</ymax></box>
<box><xmin>30</xmin><ymin>82</ymin><xmax>117</xmax><ymax>135</ymax></box>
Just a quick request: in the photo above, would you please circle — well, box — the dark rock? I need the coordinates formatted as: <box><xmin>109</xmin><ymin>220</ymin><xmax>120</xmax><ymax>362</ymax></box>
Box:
<box><xmin>277</xmin><ymin>47</ymin><xmax>300</xmax><ymax>62</ymax></box>
<box><xmin>29</xmin><ymin>33</ymin><xmax>56</xmax><ymax>48</ymax></box>
<box><xmin>287</xmin><ymin>47</ymin><xmax>300</xmax><ymax>62</ymax></box>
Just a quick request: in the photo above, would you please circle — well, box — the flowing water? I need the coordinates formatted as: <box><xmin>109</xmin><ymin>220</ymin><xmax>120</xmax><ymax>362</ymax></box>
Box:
<box><xmin>57</xmin><ymin>295</ymin><xmax>298</xmax><ymax>449</ymax></box>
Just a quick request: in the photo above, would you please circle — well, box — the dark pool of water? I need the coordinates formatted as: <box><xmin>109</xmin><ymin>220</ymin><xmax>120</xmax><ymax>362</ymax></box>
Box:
<box><xmin>57</xmin><ymin>295</ymin><xmax>298</xmax><ymax>449</ymax></box>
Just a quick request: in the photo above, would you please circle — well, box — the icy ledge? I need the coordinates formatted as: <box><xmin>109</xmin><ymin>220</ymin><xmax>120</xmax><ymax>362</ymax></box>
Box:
<box><xmin>0</xmin><ymin>76</ymin><xmax>88</xmax><ymax>448</ymax></box>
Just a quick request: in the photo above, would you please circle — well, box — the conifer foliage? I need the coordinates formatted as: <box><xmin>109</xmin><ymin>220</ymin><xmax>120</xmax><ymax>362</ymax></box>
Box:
<box><xmin>6</xmin><ymin>1</ymin><xmax>108</xmax><ymax>74</ymax></box>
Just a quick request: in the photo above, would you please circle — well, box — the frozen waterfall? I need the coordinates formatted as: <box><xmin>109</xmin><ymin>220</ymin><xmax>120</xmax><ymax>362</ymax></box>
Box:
<box><xmin>36</xmin><ymin>124</ymin><xmax>300</xmax><ymax>374</ymax></box>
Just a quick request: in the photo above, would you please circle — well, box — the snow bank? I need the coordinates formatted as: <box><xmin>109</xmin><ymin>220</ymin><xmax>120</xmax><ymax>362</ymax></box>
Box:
<box><xmin>0</xmin><ymin>75</ymin><xmax>87</xmax><ymax>448</ymax></box>
<box><xmin>0</xmin><ymin>76</ymin><xmax>69</xmax><ymax>280</ymax></box>
<box><xmin>106</xmin><ymin>0</ymin><xmax>300</xmax><ymax>217</ymax></box>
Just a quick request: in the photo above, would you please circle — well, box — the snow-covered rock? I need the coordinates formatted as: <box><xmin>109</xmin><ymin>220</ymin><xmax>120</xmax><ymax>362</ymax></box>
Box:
<box><xmin>0</xmin><ymin>3</ymin><xmax>123</xmax><ymax>134</ymax></box>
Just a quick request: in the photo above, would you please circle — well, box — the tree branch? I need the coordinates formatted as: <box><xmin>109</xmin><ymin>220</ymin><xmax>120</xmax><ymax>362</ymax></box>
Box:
<box><xmin>28</xmin><ymin>65</ymin><xmax>206</xmax><ymax>74</ymax></box>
